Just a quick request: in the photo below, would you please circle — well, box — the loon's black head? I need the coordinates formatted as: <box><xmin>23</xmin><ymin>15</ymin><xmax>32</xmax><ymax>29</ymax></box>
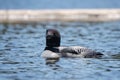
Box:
<box><xmin>46</xmin><ymin>29</ymin><xmax>61</xmax><ymax>47</ymax></box>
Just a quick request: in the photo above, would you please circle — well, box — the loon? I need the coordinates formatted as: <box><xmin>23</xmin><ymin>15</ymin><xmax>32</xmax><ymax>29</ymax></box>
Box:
<box><xmin>41</xmin><ymin>29</ymin><xmax>103</xmax><ymax>61</ymax></box>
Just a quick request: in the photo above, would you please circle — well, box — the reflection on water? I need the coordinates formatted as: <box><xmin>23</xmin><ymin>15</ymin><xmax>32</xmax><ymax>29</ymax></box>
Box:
<box><xmin>0</xmin><ymin>22</ymin><xmax>120</xmax><ymax>80</ymax></box>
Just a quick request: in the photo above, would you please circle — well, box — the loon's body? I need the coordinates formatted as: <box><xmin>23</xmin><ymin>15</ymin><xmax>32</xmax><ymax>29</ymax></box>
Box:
<box><xmin>41</xmin><ymin>29</ymin><xmax>103</xmax><ymax>61</ymax></box>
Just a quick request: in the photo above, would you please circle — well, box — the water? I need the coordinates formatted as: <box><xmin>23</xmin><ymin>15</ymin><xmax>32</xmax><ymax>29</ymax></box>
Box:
<box><xmin>0</xmin><ymin>22</ymin><xmax>120</xmax><ymax>80</ymax></box>
<box><xmin>0</xmin><ymin>0</ymin><xmax>120</xmax><ymax>9</ymax></box>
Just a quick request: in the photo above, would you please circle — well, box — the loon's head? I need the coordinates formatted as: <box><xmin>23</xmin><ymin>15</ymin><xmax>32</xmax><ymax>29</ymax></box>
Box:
<box><xmin>46</xmin><ymin>29</ymin><xmax>61</xmax><ymax>47</ymax></box>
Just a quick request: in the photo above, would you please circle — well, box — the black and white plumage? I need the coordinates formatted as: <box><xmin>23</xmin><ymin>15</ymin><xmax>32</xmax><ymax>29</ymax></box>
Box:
<box><xmin>41</xmin><ymin>29</ymin><xmax>103</xmax><ymax>59</ymax></box>
<box><xmin>59</xmin><ymin>46</ymin><xmax>103</xmax><ymax>58</ymax></box>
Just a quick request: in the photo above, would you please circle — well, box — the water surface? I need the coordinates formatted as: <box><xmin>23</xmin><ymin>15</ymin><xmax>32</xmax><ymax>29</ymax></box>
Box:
<box><xmin>0</xmin><ymin>22</ymin><xmax>120</xmax><ymax>80</ymax></box>
<box><xmin>0</xmin><ymin>0</ymin><xmax>120</xmax><ymax>9</ymax></box>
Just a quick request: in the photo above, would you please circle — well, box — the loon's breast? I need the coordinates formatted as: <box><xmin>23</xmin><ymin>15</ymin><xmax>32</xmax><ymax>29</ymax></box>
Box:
<box><xmin>41</xmin><ymin>50</ymin><xmax>60</xmax><ymax>64</ymax></box>
<box><xmin>41</xmin><ymin>50</ymin><xmax>60</xmax><ymax>58</ymax></box>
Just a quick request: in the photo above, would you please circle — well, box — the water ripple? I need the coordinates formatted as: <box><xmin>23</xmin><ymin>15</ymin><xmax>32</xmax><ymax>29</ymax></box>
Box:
<box><xmin>0</xmin><ymin>22</ymin><xmax>120</xmax><ymax>80</ymax></box>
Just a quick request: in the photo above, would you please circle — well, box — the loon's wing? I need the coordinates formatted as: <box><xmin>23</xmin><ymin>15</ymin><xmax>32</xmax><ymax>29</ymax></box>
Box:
<box><xmin>60</xmin><ymin>46</ymin><xmax>103</xmax><ymax>58</ymax></box>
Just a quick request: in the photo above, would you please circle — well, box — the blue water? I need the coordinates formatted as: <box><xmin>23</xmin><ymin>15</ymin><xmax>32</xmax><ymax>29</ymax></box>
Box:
<box><xmin>0</xmin><ymin>22</ymin><xmax>120</xmax><ymax>80</ymax></box>
<box><xmin>0</xmin><ymin>0</ymin><xmax>120</xmax><ymax>9</ymax></box>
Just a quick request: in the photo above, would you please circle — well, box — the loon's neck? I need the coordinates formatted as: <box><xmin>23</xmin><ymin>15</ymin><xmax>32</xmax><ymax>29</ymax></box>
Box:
<box><xmin>45</xmin><ymin>47</ymin><xmax>59</xmax><ymax>53</ymax></box>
